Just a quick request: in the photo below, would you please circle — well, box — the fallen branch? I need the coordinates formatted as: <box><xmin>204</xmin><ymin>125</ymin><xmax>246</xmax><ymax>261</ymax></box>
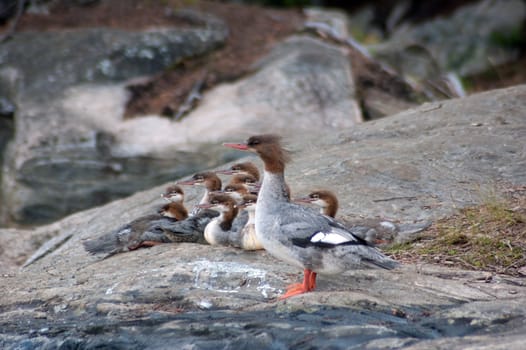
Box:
<box><xmin>373</xmin><ymin>196</ymin><xmax>418</xmax><ymax>202</ymax></box>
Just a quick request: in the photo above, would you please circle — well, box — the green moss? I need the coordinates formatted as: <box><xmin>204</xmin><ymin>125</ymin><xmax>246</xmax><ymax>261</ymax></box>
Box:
<box><xmin>440</xmin><ymin>231</ymin><xmax>469</xmax><ymax>245</ymax></box>
<box><xmin>384</xmin><ymin>241</ymin><xmax>413</xmax><ymax>254</ymax></box>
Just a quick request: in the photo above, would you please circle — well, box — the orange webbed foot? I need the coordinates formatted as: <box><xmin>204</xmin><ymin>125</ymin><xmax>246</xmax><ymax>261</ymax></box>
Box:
<box><xmin>278</xmin><ymin>269</ymin><xmax>317</xmax><ymax>300</ymax></box>
<box><xmin>308</xmin><ymin>271</ymin><xmax>317</xmax><ymax>290</ymax></box>
<box><xmin>128</xmin><ymin>240</ymin><xmax>163</xmax><ymax>251</ymax></box>
<box><xmin>139</xmin><ymin>240</ymin><xmax>163</xmax><ymax>247</ymax></box>
<box><xmin>279</xmin><ymin>283</ymin><xmax>310</xmax><ymax>300</ymax></box>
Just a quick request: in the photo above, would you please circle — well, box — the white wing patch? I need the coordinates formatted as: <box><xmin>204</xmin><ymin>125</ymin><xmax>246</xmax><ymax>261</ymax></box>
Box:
<box><xmin>310</xmin><ymin>231</ymin><xmax>350</xmax><ymax>245</ymax></box>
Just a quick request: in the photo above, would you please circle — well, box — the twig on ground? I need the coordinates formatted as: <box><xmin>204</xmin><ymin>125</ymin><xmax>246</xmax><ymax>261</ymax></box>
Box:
<box><xmin>373</xmin><ymin>196</ymin><xmax>418</xmax><ymax>202</ymax></box>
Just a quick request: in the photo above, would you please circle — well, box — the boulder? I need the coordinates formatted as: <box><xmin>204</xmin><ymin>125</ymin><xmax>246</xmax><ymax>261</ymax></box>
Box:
<box><xmin>302</xmin><ymin>7</ymin><xmax>428</xmax><ymax>120</ymax></box>
<box><xmin>0</xmin><ymin>4</ymin><xmax>434</xmax><ymax>227</ymax></box>
<box><xmin>1</xmin><ymin>84</ymin><xmax>525</xmax><ymax>349</ymax></box>
<box><xmin>0</xmin><ymin>22</ymin><xmax>229</xmax><ymax>225</ymax></box>
<box><xmin>0</xmin><ymin>30</ymin><xmax>364</xmax><ymax>226</ymax></box>
<box><xmin>371</xmin><ymin>0</ymin><xmax>526</xmax><ymax>80</ymax></box>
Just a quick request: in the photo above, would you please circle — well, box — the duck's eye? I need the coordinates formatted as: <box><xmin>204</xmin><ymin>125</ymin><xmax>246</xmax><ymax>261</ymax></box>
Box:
<box><xmin>311</xmin><ymin>194</ymin><xmax>319</xmax><ymax>199</ymax></box>
<box><xmin>248</xmin><ymin>139</ymin><xmax>260</xmax><ymax>146</ymax></box>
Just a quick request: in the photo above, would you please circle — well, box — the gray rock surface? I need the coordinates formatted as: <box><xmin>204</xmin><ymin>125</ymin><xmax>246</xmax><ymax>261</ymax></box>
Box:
<box><xmin>1</xmin><ymin>84</ymin><xmax>525</xmax><ymax>349</ymax></box>
<box><xmin>0</xmin><ymin>27</ymin><xmax>227</xmax><ymax>95</ymax></box>
<box><xmin>238</xmin><ymin>35</ymin><xmax>362</xmax><ymax>129</ymax></box>
<box><xmin>286</xmin><ymin>87</ymin><xmax>525</xmax><ymax>225</ymax></box>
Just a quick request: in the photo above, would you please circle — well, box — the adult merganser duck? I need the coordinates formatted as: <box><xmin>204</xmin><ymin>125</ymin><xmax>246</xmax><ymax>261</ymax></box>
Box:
<box><xmin>83</xmin><ymin>201</ymin><xmax>189</xmax><ymax>258</ymax></box>
<box><xmin>178</xmin><ymin>171</ymin><xmax>222</xmax><ymax>215</ymax></box>
<box><xmin>161</xmin><ymin>185</ymin><xmax>185</xmax><ymax>204</ymax></box>
<box><xmin>295</xmin><ymin>189</ymin><xmax>431</xmax><ymax>245</ymax></box>
<box><xmin>238</xmin><ymin>193</ymin><xmax>263</xmax><ymax>250</ymax></box>
<box><xmin>223</xmin><ymin>134</ymin><xmax>398</xmax><ymax>299</ymax></box>
<box><xmin>216</xmin><ymin>161</ymin><xmax>261</xmax><ymax>182</ymax></box>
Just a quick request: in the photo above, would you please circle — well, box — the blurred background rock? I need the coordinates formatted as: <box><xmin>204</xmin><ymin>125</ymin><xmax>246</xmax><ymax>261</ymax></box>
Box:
<box><xmin>0</xmin><ymin>0</ymin><xmax>524</xmax><ymax>227</ymax></box>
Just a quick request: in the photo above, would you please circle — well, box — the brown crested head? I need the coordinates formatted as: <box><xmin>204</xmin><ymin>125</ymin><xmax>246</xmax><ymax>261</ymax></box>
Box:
<box><xmin>229</xmin><ymin>173</ymin><xmax>257</xmax><ymax>186</ymax></box>
<box><xmin>191</xmin><ymin>171</ymin><xmax>222</xmax><ymax>191</ymax></box>
<box><xmin>208</xmin><ymin>192</ymin><xmax>236</xmax><ymax>206</ymax></box>
<box><xmin>162</xmin><ymin>185</ymin><xmax>185</xmax><ymax>201</ymax></box>
<box><xmin>309</xmin><ymin>189</ymin><xmax>338</xmax><ymax>217</ymax></box>
<box><xmin>207</xmin><ymin>192</ymin><xmax>239</xmax><ymax>216</ymax></box>
<box><xmin>223</xmin><ymin>183</ymin><xmax>249</xmax><ymax>195</ymax></box>
<box><xmin>231</xmin><ymin>162</ymin><xmax>260</xmax><ymax>181</ymax></box>
<box><xmin>204</xmin><ymin>173</ymin><xmax>223</xmax><ymax>192</ymax></box>
<box><xmin>165</xmin><ymin>185</ymin><xmax>184</xmax><ymax>195</ymax></box>
<box><xmin>160</xmin><ymin>202</ymin><xmax>188</xmax><ymax>221</ymax></box>
<box><xmin>245</xmin><ymin>134</ymin><xmax>291</xmax><ymax>173</ymax></box>
<box><xmin>207</xmin><ymin>192</ymin><xmax>239</xmax><ymax>230</ymax></box>
<box><xmin>240</xmin><ymin>193</ymin><xmax>258</xmax><ymax>209</ymax></box>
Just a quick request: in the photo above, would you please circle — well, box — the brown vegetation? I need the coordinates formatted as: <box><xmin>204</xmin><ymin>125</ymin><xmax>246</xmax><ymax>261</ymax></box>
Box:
<box><xmin>388</xmin><ymin>185</ymin><xmax>526</xmax><ymax>276</ymax></box>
